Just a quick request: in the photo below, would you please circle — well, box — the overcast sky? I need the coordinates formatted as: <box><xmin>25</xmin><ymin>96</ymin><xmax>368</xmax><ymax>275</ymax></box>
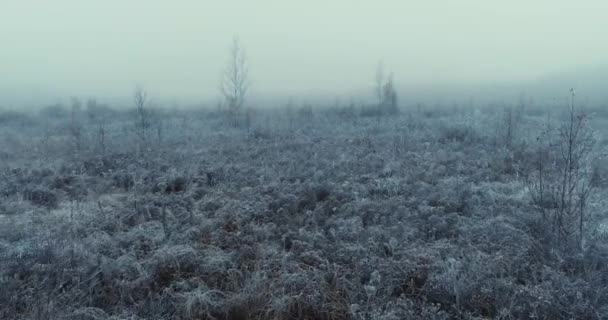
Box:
<box><xmin>1</xmin><ymin>0</ymin><xmax>607</xmax><ymax>104</ymax></box>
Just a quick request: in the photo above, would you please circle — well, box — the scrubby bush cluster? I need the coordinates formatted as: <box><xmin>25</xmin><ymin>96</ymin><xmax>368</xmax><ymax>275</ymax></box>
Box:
<box><xmin>0</xmin><ymin>101</ymin><xmax>607</xmax><ymax>319</ymax></box>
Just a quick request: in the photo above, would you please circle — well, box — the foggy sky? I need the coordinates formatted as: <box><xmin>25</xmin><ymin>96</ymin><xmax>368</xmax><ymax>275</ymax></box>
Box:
<box><xmin>1</xmin><ymin>0</ymin><xmax>608</xmax><ymax>105</ymax></box>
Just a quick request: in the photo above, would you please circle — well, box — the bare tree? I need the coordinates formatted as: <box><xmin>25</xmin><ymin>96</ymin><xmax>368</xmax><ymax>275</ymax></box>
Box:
<box><xmin>221</xmin><ymin>36</ymin><xmax>249</xmax><ymax>127</ymax></box>
<box><xmin>285</xmin><ymin>97</ymin><xmax>295</xmax><ymax>130</ymax></box>
<box><xmin>69</xmin><ymin>97</ymin><xmax>83</xmax><ymax>157</ymax></box>
<box><xmin>134</xmin><ymin>86</ymin><xmax>149</xmax><ymax>151</ymax></box>
<box><xmin>382</xmin><ymin>73</ymin><xmax>398</xmax><ymax>115</ymax></box>
<box><xmin>501</xmin><ymin>105</ymin><xmax>515</xmax><ymax>149</ymax></box>
<box><xmin>86</xmin><ymin>98</ymin><xmax>107</xmax><ymax>157</ymax></box>
<box><xmin>375</xmin><ymin>61</ymin><xmax>384</xmax><ymax>107</ymax></box>
<box><xmin>154</xmin><ymin>110</ymin><xmax>164</xmax><ymax>145</ymax></box>
<box><xmin>373</xmin><ymin>62</ymin><xmax>398</xmax><ymax>116</ymax></box>
<box><xmin>557</xmin><ymin>89</ymin><xmax>595</xmax><ymax>249</ymax></box>
<box><xmin>527</xmin><ymin>89</ymin><xmax>596</xmax><ymax>251</ymax></box>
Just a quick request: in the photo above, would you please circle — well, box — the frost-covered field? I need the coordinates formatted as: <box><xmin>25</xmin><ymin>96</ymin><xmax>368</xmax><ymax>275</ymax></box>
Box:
<box><xmin>0</xmin><ymin>104</ymin><xmax>607</xmax><ymax>319</ymax></box>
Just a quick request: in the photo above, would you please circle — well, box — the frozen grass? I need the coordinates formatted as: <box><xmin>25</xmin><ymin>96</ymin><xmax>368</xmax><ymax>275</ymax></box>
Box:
<box><xmin>0</xmin><ymin>106</ymin><xmax>607</xmax><ymax>319</ymax></box>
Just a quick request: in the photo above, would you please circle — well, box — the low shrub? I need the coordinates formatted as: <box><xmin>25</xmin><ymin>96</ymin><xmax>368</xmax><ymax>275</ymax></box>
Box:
<box><xmin>438</xmin><ymin>125</ymin><xmax>479</xmax><ymax>144</ymax></box>
<box><xmin>22</xmin><ymin>187</ymin><xmax>59</xmax><ymax>209</ymax></box>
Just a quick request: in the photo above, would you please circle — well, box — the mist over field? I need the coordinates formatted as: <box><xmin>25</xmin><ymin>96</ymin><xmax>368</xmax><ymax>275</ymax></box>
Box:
<box><xmin>2</xmin><ymin>1</ymin><xmax>608</xmax><ymax>320</ymax></box>
<box><xmin>2</xmin><ymin>0</ymin><xmax>608</xmax><ymax>107</ymax></box>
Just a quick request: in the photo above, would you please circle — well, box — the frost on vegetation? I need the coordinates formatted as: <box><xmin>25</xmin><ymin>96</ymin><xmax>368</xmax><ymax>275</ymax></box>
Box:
<box><xmin>0</xmin><ymin>104</ymin><xmax>607</xmax><ymax>319</ymax></box>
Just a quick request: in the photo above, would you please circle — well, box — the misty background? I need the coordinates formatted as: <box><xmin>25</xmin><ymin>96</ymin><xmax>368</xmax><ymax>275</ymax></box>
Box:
<box><xmin>1</xmin><ymin>0</ymin><xmax>608</xmax><ymax>108</ymax></box>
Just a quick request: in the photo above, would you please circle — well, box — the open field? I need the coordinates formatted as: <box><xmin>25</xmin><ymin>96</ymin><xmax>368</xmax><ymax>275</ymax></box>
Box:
<box><xmin>0</xmin><ymin>103</ymin><xmax>607</xmax><ymax>319</ymax></box>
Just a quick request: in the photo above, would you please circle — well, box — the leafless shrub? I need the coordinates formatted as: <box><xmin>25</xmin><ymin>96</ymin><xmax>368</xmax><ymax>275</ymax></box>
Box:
<box><xmin>439</xmin><ymin>125</ymin><xmax>479</xmax><ymax>144</ymax></box>
<box><xmin>86</xmin><ymin>99</ymin><xmax>109</xmax><ymax>157</ymax></box>
<box><xmin>22</xmin><ymin>187</ymin><xmax>59</xmax><ymax>209</ymax></box>
<box><xmin>527</xmin><ymin>89</ymin><xmax>597</xmax><ymax>251</ymax></box>
<box><xmin>69</xmin><ymin>97</ymin><xmax>84</xmax><ymax>157</ymax></box>
<box><xmin>133</xmin><ymin>86</ymin><xmax>149</xmax><ymax>153</ymax></box>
